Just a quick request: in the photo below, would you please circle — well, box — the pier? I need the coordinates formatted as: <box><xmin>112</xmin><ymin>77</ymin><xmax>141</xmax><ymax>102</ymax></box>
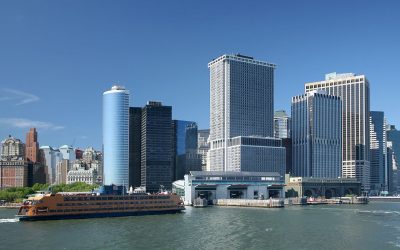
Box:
<box><xmin>369</xmin><ymin>196</ymin><xmax>400</xmax><ymax>202</ymax></box>
<box><xmin>214</xmin><ymin>198</ymin><xmax>284</xmax><ymax>208</ymax></box>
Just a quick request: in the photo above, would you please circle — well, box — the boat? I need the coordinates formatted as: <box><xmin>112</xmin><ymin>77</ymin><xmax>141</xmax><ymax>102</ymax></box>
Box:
<box><xmin>16</xmin><ymin>185</ymin><xmax>184</xmax><ymax>221</ymax></box>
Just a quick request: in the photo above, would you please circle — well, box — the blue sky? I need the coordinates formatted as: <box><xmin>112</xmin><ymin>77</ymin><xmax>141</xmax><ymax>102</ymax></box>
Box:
<box><xmin>0</xmin><ymin>1</ymin><xmax>399</xmax><ymax>150</ymax></box>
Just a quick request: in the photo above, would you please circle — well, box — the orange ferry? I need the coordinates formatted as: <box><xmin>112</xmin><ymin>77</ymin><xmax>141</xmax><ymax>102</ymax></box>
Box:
<box><xmin>16</xmin><ymin>185</ymin><xmax>184</xmax><ymax>221</ymax></box>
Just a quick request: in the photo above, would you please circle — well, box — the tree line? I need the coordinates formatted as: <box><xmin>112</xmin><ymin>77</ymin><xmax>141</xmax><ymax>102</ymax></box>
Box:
<box><xmin>0</xmin><ymin>182</ymin><xmax>99</xmax><ymax>203</ymax></box>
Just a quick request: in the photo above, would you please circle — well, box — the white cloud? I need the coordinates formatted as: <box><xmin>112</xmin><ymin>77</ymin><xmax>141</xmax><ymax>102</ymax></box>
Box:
<box><xmin>0</xmin><ymin>118</ymin><xmax>64</xmax><ymax>130</ymax></box>
<box><xmin>0</xmin><ymin>88</ymin><xmax>40</xmax><ymax>105</ymax></box>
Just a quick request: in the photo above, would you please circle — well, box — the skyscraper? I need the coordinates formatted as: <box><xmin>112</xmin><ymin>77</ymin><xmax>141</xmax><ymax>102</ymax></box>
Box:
<box><xmin>103</xmin><ymin>86</ymin><xmax>129</xmax><ymax>187</ymax></box>
<box><xmin>208</xmin><ymin>54</ymin><xmax>285</xmax><ymax>174</ymax></box>
<box><xmin>197</xmin><ymin>129</ymin><xmax>210</xmax><ymax>171</ymax></box>
<box><xmin>172</xmin><ymin>120</ymin><xmax>201</xmax><ymax>180</ymax></box>
<box><xmin>305</xmin><ymin>73</ymin><xmax>370</xmax><ymax>190</ymax></box>
<box><xmin>387</xmin><ymin>141</ymin><xmax>399</xmax><ymax>194</ymax></box>
<box><xmin>129</xmin><ymin>107</ymin><xmax>142</xmax><ymax>188</ymax></box>
<box><xmin>291</xmin><ymin>90</ymin><xmax>342</xmax><ymax>178</ymax></box>
<box><xmin>25</xmin><ymin>128</ymin><xmax>39</xmax><ymax>162</ymax></box>
<box><xmin>39</xmin><ymin>146</ymin><xmax>63</xmax><ymax>184</ymax></box>
<box><xmin>274</xmin><ymin>110</ymin><xmax>291</xmax><ymax>139</ymax></box>
<box><xmin>387</xmin><ymin>125</ymin><xmax>400</xmax><ymax>194</ymax></box>
<box><xmin>369</xmin><ymin>111</ymin><xmax>387</xmax><ymax>193</ymax></box>
<box><xmin>59</xmin><ymin>145</ymin><xmax>76</xmax><ymax>163</ymax></box>
<box><xmin>141</xmin><ymin>101</ymin><xmax>173</xmax><ymax>192</ymax></box>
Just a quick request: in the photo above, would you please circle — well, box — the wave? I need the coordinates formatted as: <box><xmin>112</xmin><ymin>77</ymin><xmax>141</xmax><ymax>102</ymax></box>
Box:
<box><xmin>0</xmin><ymin>218</ymin><xmax>19</xmax><ymax>223</ymax></box>
<box><xmin>357</xmin><ymin>210</ymin><xmax>400</xmax><ymax>216</ymax></box>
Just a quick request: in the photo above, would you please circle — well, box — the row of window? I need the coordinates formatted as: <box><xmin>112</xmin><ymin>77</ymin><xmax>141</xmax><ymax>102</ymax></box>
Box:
<box><xmin>47</xmin><ymin>206</ymin><xmax>177</xmax><ymax>213</ymax></box>
<box><xmin>57</xmin><ymin>200</ymin><xmax>172</xmax><ymax>206</ymax></box>
<box><xmin>63</xmin><ymin>195</ymin><xmax>170</xmax><ymax>201</ymax></box>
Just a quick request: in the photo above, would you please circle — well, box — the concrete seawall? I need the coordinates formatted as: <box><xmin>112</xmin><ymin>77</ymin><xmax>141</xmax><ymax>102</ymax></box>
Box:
<box><xmin>369</xmin><ymin>197</ymin><xmax>400</xmax><ymax>202</ymax></box>
<box><xmin>215</xmin><ymin>199</ymin><xmax>284</xmax><ymax>208</ymax></box>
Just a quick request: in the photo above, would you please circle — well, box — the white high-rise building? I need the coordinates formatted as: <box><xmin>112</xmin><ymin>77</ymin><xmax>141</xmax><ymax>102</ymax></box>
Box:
<box><xmin>103</xmin><ymin>86</ymin><xmax>129</xmax><ymax>188</ymax></box>
<box><xmin>305</xmin><ymin>72</ymin><xmax>371</xmax><ymax>191</ymax></box>
<box><xmin>208</xmin><ymin>54</ymin><xmax>285</xmax><ymax>174</ymax></box>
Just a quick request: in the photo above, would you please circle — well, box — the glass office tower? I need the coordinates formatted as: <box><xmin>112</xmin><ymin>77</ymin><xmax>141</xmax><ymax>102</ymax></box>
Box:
<box><xmin>291</xmin><ymin>90</ymin><xmax>342</xmax><ymax>178</ymax></box>
<box><xmin>103</xmin><ymin>86</ymin><xmax>129</xmax><ymax>188</ymax></box>
<box><xmin>274</xmin><ymin>110</ymin><xmax>291</xmax><ymax>139</ymax></box>
<box><xmin>369</xmin><ymin>111</ymin><xmax>387</xmax><ymax>193</ymax></box>
<box><xmin>172</xmin><ymin>120</ymin><xmax>201</xmax><ymax>180</ymax></box>
<box><xmin>305</xmin><ymin>73</ymin><xmax>370</xmax><ymax>191</ymax></box>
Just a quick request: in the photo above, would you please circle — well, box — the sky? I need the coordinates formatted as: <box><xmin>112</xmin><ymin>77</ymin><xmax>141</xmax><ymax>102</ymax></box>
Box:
<box><xmin>0</xmin><ymin>0</ymin><xmax>399</xmax><ymax>150</ymax></box>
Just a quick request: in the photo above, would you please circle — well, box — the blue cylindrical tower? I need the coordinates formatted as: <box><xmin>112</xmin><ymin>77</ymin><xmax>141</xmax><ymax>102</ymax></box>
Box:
<box><xmin>103</xmin><ymin>85</ymin><xmax>129</xmax><ymax>187</ymax></box>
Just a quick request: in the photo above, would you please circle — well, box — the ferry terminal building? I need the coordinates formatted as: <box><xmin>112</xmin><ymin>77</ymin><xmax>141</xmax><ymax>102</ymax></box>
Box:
<box><xmin>181</xmin><ymin>171</ymin><xmax>285</xmax><ymax>205</ymax></box>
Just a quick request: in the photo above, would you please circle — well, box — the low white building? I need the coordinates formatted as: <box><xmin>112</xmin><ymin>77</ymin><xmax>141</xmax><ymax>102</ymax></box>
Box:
<box><xmin>183</xmin><ymin>171</ymin><xmax>285</xmax><ymax>205</ymax></box>
<box><xmin>67</xmin><ymin>168</ymin><xmax>97</xmax><ymax>185</ymax></box>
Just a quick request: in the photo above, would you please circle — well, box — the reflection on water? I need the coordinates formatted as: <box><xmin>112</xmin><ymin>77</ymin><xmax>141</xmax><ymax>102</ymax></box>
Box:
<box><xmin>0</xmin><ymin>202</ymin><xmax>400</xmax><ymax>249</ymax></box>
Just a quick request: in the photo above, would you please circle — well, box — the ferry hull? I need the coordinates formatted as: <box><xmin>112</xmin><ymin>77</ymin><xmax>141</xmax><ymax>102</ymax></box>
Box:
<box><xmin>17</xmin><ymin>209</ymin><xmax>183</xmax><ymax>221</ymax></box>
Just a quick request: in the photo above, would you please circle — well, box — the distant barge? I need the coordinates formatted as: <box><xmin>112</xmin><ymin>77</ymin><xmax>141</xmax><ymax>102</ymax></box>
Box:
<box><xmin>16</xmin><ymin>185</ymin><xmax>184</xmax><ymax>221</ymax></box>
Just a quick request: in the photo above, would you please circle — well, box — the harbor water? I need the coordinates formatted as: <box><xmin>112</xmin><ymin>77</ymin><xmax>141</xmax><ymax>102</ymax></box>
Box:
<box><xmin>1</xmin><ymin>202</ymin><xmax>400</xmax><ymax>249</ymax></box>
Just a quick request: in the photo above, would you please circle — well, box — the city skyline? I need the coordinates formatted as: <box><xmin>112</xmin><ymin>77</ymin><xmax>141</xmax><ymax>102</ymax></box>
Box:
<box><xmin>1</xmin><ymin>1</ymin><xmax>400</xmax><ymax>149</ymax></box>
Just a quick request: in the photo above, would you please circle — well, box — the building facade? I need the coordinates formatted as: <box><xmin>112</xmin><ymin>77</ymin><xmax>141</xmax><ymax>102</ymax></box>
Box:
<box><xmin>141</xmin><ymin>101</ymin><xmax>173</xmax><ymax>192</ymax></box>
<box><xmin>285</xmin><ymin>175</ymin><xmax>361</xmax><ymax>198</ymax></box>
<box><xmin>208</xmin><ymin>54</ymin><xmax>283</xmax><ymax>173</ymax></box>
<box><xmin>274</xmin><ymin>110</ymin><xmax>291</xmax><ymax>139</ymax></box>
<box><xmin>291</xmin><ymin>90</ymin><xmax>342</xmax><ymax>178</ymax></box>
<box><xmin>129</xmin><ymin>107</ymin><xmax>142</xmax><ymax>188</ymax></box>
<box><xmin>39</xmin><ymin>146</ymin><xmax>63</xmax><ymax>184</ymax></box>
<box><xmin>1</xmin><ymin>136</ymin><xmax>25</xmax><ymax>161</ymax></box>
<box><xmin>173</xmin><ymin>120</ymin><xmax>201</xmax><ymax>180</ymax></box>
<box><xmin>67</xmin><ymin>162</ymin><xmax>97</xmax><ymax>185</ymax></box>
<box><xmin>55</xmin><ymin>159</ymin><xmax>69</xmax><ymax>184</ymax></box>
<box><xmin>387</xmin><ymin>126</ymin><xmax>400</xmax><ymax>194</ymax></box>
<box><xmin>103</xmin><ymin>85</ymin><xmax>129</xmax><ymax>187</ymax></box>
<box><xmin>184</xmin><ymin>171</ymin><xmax>285</xmax><ymax>205</ymax></box>
<box><xmin>197</xmin><ymin>129</ymin><xmax>210</xmax><ymax>171</ymax></box>
<box><xmin>59</xmin><ymin>145</ymin><xmax>76</xmax><ymax>163</ymax></box>
<box><xmin>305</xmin><ymin>72</ymin><xmax>371</xmax><ymax>190</ymax></box>
<box><xmin>282</xmin><ymin>138</ymin><xmax>292</xmax><ymax>174</ymax></box>
<box><xmin>25</xmin><ymin>128</ymin><xmax>39</xmax><ymax>162</ymax></box>
<box><xmin>81</xmin><ymin>147</ymin><xmax>103</xmax><ymax>184</ymax></box>
<box><xmin>369</xmin><ymin>111</ymin><xmax>387</xmax><ymax>193</ymax></box>
<box><xmin>213</xmin><ymin>136</ymin><xmax>286</xmax><ymax>175</ymax></box>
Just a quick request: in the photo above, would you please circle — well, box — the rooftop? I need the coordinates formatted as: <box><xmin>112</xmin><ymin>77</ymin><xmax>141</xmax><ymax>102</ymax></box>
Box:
<box><xmin>208</xmin><ymin>54</ymin><xmax>276</xmax><ymax>68</ymax></box>
<box><xmin>190</xmin><ymin>171</ymin><xmax>281</xmax><ymax>177</ymax></box>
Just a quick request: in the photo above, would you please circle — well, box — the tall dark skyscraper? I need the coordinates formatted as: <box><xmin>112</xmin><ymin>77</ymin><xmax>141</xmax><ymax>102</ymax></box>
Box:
<box><xmin>172</xmin><ymin>120</ymin><xmax>201</xmax><ymax>181</ymax></box>
<box><xmin>129</xmin><ymin>107</ymin><xmax>142</xmax><ymax>188</ymax></box>
<box><xmin>387</xmin><ymin>125</ymin><xmax>400</xmax><ymax>194</ymax></box>
<box><xmin>141</xmin><ymin>101</ymin><xmax>173</xmax><ymax>192</ymax></box>
<box><xmin>369</xmin><ymin>111</ymin><xmax>387</xmax><ymax>193</ymax></box>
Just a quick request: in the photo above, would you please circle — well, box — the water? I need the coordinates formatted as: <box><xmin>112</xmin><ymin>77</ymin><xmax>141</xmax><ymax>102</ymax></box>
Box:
<box><xmin>1</xmin><ymin>202</ymin><xmax>400</xmax><ymax>249</ymax></box>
